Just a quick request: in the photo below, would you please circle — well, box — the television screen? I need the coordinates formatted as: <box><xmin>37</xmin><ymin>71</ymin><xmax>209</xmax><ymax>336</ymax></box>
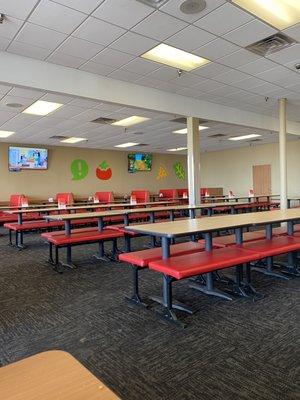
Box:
<box><xmin>8</xmin><ymin>146</ymin><xmax>48</xmax><ymax>171</ymax></box>
<box><xmin>128</xmin><ymin>153</ymin><xmax>152</xmax><ymax>173</ymax></box>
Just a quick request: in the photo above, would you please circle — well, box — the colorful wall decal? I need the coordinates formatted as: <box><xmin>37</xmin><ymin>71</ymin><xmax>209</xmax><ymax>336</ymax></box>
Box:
<box><xmin>96</xmin><ymin>160</ymin><xmax>112</xmax><ymax>180</ymax></box>
<box><xmin>156</xmin><ymin>165</ymin><xmax>168</xmax><ymax>180</ymax></box>
<box><xmin>70</xmin><ymin>159</ymin><xmax>89</xmax><ymax>180</ymax></box>
<box><xmin>173</xmin><ymin>162</ymin><xmax>185</xmax><ymax>180</ymax></box>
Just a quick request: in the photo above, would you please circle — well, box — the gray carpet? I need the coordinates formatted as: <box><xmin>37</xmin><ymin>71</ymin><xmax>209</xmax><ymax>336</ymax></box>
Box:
<box><xmin>0</xmin><ymin>230</ymin><xmax>299</xmax><ymax>400</ymax></box>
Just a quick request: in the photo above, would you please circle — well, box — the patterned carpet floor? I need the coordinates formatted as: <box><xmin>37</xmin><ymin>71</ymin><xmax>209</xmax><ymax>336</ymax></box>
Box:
<box><xmin>0</xmin><ymin>230</ymin><xmax>299</xmax><ymax>400</ymax></box>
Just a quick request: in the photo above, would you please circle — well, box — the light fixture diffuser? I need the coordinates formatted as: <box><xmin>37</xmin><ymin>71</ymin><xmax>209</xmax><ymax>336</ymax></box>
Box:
<box><xmin>141</xmin><ymin>43</ymin><xmax>210</xmax><ymax>71</ymax></box>
<box><xmin>228</xmin><ymin>134</ymin><xmax>261</xmax><ymax>141</ymax></box>
<box><xmin>232</xmin><ymin>0</ymin><xmax>300</xmax><ymax>30</ymax></box>
<box><xmin>22</xmin><ymin>100</ymin><xmax>63</xmax><ymax>116</ymax></box>
<box><xmin>61</xmin><ymin>137</ymin><xmax>87</xmax><ymax>144</ymax></box>
<box><xmin>0</xmin><ymin>130</ymin><xmax>15</xmax><ymax>138</ymax></box>
<box><xmin>111</xmin><ymin>116</ymin><xmax>150</xmax><ymax>127</ymax></box>
<box><xmin>167</xmin><ymin>147</ymin><xmax>188</xmax><ymax>152</ymax></box>
<box><xmin>114</xmin><ymin>142</ymin><xmax>140</xmax><ymax>148</ymax></box>
<box><xmin>173</xmin><ymin>126</ymin><xmax>209</xmax><ymax>134</ymax></box>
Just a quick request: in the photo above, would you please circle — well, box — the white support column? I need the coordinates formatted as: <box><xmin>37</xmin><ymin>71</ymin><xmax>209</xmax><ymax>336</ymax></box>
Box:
<box><xmin>279</xmin><ymin>98</ymin><xmax>287</xmax><ymax>210</ymax></box>
<box><xmin>187</xmin><ymin>117</ymin><xmax>201</xmax><ymax>206</ymax></box>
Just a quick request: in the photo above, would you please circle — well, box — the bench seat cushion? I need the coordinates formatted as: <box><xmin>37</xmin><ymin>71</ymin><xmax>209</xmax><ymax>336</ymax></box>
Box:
<box><xmin>240</xmin><ymin>236</ymin><xmax>300</xmax><ymax>257</ymax></box>
<box><xmin>149</xmin><ymin>247</ymin><xmax>262</xmax><ymax>280</ymax></box>
<box><xmin>4</xmin><ymin>220</ymin><xmax>64</xmax><ymax>231</ymax></box>
<box><xmin>118</xmin><ymin>241</ymin><xmax>206</xmax><ymax>268</ymax></box>
<box><xmin>41</xmin><ymin>227</ymin><xmax>98</xmax><ymax>239</ymax></box>
<box><xmin>43</xmin><ymin>229</ymin><xmax>123</xmax><ymax>246</ymax></box>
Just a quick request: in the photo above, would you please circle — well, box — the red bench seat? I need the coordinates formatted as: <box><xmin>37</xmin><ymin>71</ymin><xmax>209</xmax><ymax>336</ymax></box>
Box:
<box><xmin>198</xmin><ymin>231</ymin><xmax>266</xmax><ymax>247</ymax></box>
<box><xmin>42</xmin><ymin>228</ymin><xmax>123</xmax><ymax>246</ymax></box>
<box><xmin>148</xmin><ymin>247</ymin><xmax>262</xmax><ymax>280</ymax></box>
<box><xmin>240</xmin><ymin>236</ymin><xmax>300</xmax><ymax>257</ymax></box>
<box><xmin>41</xmin><ymin>226</ymin><xmax>98</xmax><ymax>239</ymax></box>
<box><xmin>4</xmin><ymin>220</ymin><xmax>65</xmax><ymax>231</ymax></box>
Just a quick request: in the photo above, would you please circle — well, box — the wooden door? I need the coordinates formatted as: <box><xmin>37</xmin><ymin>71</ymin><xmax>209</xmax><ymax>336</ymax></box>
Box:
<box><xmin>252</xmin><ymin>164</ymin><xmax>271</xmax><ymax>195</ymax></box>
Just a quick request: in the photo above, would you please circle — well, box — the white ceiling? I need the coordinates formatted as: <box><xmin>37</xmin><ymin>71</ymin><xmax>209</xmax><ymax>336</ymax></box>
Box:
<box><xmin>0</xmin><ymin>84</ymin><xmax>296</xmax><ymax>153</ymax></box>
<box><xmin>0</xmin><ymin>0</ymin><xmax>299</xmax><ymax>151</ymax></box>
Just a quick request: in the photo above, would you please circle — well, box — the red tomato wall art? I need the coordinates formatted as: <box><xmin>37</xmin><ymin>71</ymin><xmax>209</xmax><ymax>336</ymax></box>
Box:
<box><xmin>96</xmin><ymin>160</ymin><xmax>112</xmax><ymax>180</ymax></box>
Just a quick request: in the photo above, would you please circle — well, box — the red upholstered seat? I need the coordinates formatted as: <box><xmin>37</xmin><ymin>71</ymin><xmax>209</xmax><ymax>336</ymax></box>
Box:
<box><xmin>273</xmin><ymin>224</ymin><xmax>300</xmax><ymax>236</ymax></box>
<box><xmin>130</xmin><ymin>190</ymin><xmax>150</xmax><ymax>203</ymax></box>
<box><xmin>198</xmin><ymin>231</ymin><xmax>266</xmax><ymax>247</ymax></box>
<box><xmin>158</xmin><ymin>189</ymin><xmax>178</xmax><ymax>200</ymax></box>
<box><xmin>43</xmin><ymin>229</ymin><xmax>123</xmax><ymax>246</ymax></box>
<box><xmin>41</xmin><ymin>227</ymin><xmax>98</xmax><ymax>239</ymax></box>
<box><xmin>178</xmin><ymin>188</ymin><xmax>188</xmax><ymax>198</ymax></box>
<box><xmin>55</xmin><ymin>192</ymin><xmax>74</xmax><ymax>205</ymax></box>
<box><xmin>94</xmin><ymin>191</ymin><xmax>114</xmax><ymax>203</ymax></box>
<box><xmin>4</xmin><ymin>220</ymin><xmax>64</xmax><ymax>231</ymax></box>
<box><xmin>240</xmin><ymin>236</ymin><xmax>300</xmax><ymax>257</ymax></box>
<box><xmin>149</xmin><ymin>247</ymin><xmax>262</xmax><ymax>280</ymax></box>
<box><xmin>119</xmin><ymin>241</ymin><xmax>206</xmax><ymax>267</ymax></box>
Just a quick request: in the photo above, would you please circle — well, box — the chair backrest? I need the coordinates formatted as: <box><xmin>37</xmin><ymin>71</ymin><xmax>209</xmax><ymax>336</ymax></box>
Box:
<box><xmin>200</xmin><ymin>188</ymin><xmax>210</xmax><ymax>197</ymax></box>
<box><xmin>228</xmin><ymin>190</ymin><xmax>235</xmax><ymax>198</ymax></box>
<box><xmin>130</xmin><ymin>190</ymin><xmax>150</xmax><ymax>203</ymax></box>
<box><xmin>94</xmin><ymin>191</ymin><xmax>114</xmax><ymax>203</ymax></box>
<box><xmin>55</xmin><ymin>192</ymin><xmax>74</xmax><ymax>205</ymax></box>
<box><xmin>9</xmin><ymin>194</ymin><xmax>27</xmax><ymax>207</ymax></box>
<box><xmin>177</xmin><ymin>188</ymin><xmax>188</xmax><ymax>198</ymax></box>
<box><xmin>158</xmin><ymin>189</ymin><xmax>178</xmax><ymax>200</ymax></box>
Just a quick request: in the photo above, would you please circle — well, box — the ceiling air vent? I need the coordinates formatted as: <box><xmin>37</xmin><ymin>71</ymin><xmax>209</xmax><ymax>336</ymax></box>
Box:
<box><xmin>91</xmin><ymin>117</ymin><xmax>116</xmax><ymax>124</ymax></box>
<box><xmin>170</xmin><ymin>117</ymin><xmax>208</xmax><ymax>124</ymax></box>
<box><xmin>208</xmin><ymin>133</ymin><xmax>227</xmax><ymax>138</ymax></box>
<box><xmin>135</xmin><ymin>143</ymin><xmax>149</xmax><ymax>146</ymax></box>
<box><xmin>135</xmin><ymin>0</ymin><xmax>169</xmax><ymax>8</ymax></box>
<box><xmin>246</xmin><ymin>33</ymin><xmax>296</xmax><ymax>57</ymax></box>
<box><xmin>50</xmin><ymin>135</ymin><xmax>68</xmax><ymax>140</ymax></box>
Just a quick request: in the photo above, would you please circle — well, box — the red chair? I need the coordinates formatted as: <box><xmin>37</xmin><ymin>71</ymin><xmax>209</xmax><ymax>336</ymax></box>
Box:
<box><xmin>94</xmin><ymin>191</ymin><xmax>114</xmax><ymax>203</ymax></box>
<box><xmin>130</xmin><ymin>190</ymin><xmax>150</xmax><ymax>204</ymax></box>
<box><xmin>55</xmin><ymin>192</ymin><xmax>74</xmax><ymax>205</ymax></box>
<box><xmin>9</xmin><ymin>194</ymin><xmax>27</xmax><ymax>207</ymax></box>
<box><xmin>178</xmin><ymin>188</ymin><xmax>188</xmax><ymax>198</ymax></box>
<box><xmin>158</xmin><ymin>189</ymin><xmax>178</xmax><ymax>200</ymax></box>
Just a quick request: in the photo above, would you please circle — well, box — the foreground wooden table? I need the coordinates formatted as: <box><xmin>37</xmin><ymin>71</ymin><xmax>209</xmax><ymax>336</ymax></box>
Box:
<box><xmin>0</xmin><ymin>350</ymin><xmax>120</xmax><ymax>400</ymax></box>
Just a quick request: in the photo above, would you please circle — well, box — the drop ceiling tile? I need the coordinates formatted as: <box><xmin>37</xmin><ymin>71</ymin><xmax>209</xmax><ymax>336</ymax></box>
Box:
<box><xmin>248</xmin><ymin>82</ymin><xmax>281</xmax><ymax>95</ymax></box>
<box><xmin>208</xmin><ymin>84</ymin><xmax>241</xmax><ymax>97</ymax></box>
<box><xmin>213</xmin><ymin>69</ymin><xmax>250</xmax><ymax>84</ymax></box>
<box><xmin>78</xmin><ymin>60</ymin><xmax>115</xmax><ymax>75</ymax></box>
<box><xmin>146</xmin><ymin>66</ymin><xmax>179</xmax><ymax>81</ymax></box>
<box><xmin>110</xmin><ymin>31</ymin><xmax>158</xmax><ymax>56</ymax></box>
<box><xmin>8</xmin><ymin>87</ymin><xmax>44</xmax><ymax>99</ymax></box>
<box><xmin>92</xmin><ymin>0</ymin><xmax>153</xmax><ymax>29</ymax></box>
<box><xmin>0</xmin><ymin>84</ymin><xmax>12</xmax><ymax>95</ymax></box>
<box><xmin>14</xmin><ymin>22</ymin><xmax>67</xmax><ymax>51</ymax></box>
<box><xmin>283</xmin><ymin>23</ymin><xmax>300</xmax><ymax>43</ymax></box>
<box><xmin>47</xmin><ymin>51</ymin><xmax>86</xmax><ymax>68</ymax></box>
<box><xmin>29</xmin><ymin>0</ymin><xmax>87</xmax><ymax>35</ymax></box>
<box><xmin>192</xmin><ymin>62</ymin><xmax>231</xmax><ymax>77</ymax></box>
<box><xmin>55</xmin><ymin>37</ymin><xmax>104</xmax><ymax>59</ymax></box>
<box><xmin>194</xmin><ymin>38</ymin><xmax>240</xmax><ymax>61</ymax></box>
<box><xmin>73</xmin><ymin>16</ymin><xmax>125</xmax><ymax>46</ymax></box>
<box><xmin>223</xmin><ymin>20</ymin><xmax>277</xmax><ymax>47</ymax></box>
<box><xmin>170</xmin><ymin>73</ymin><xmax>205</xmax><ymax>88</ymax></box>
<box><xmin>0</xmin><ymin>15</ymin><xmax>23</xmax><ymax>39</ymax></box>
<box><xmin>165</xmin><ymin>25</ymin><xmax>216</xmax><ymax>51</ymax></box>
<box><xmin>51</xmin><ymin>0</ymin><xmax>105</xmax><ymax>14</ymax></box>
<box><xmin>160</xmin><ymin>0</ymin><xmax>226</xmax><ymax>23</ymax></box>
<box><xmin>70</xmin><ymin>108</ymin><xmax>105</xmax><ymax>121</ymax></box>
<box><xmin>266</xmin><ymin>44</ymin><xmax>300</xmax><ymax>64</ymax></box>
<box><xmin>194</xmin><ymin>3</ymin><xmax>253</xmax><ymax>36</ymax></box>
<box><xmin>69</xmin><ymin>98</ymin><xmax>100</xmax><ymax>107</ymax></box>
<box><xmin>0</xmin><ymin>0</ymin><xmax>39</xmax><ymax>20</ymax></box>
<box><xmin>231</xmin><ymin>76</ymin><xmax>265</xmax><ymax>90</ymax></box>
<box><xmin>6</xmin><ymin>40</ymin><xmax>52</xmax><ymax>60</ymax></box>
<box><xmin>135</xmin><ymin>76</ymin><xmax>163</xmax><ymax>88</ymax></box>
<box><xmin>0</xmin><ymin>36</ymin><xmax>10</xmax><ymax>50</ymax></box>
<box><xmin>193</xmin><ymin>79</ymin><xmax>225</xmax><ymax>92</ymax></box>
<box><xmin>48</xmin><ymin>105</ymin><xmax>86</xmax><ymax>118</ymax></box>
<box><xmin>122</xmin><ymin>58</ymin><xmax>160</xmax><ymax>74</ymax></box>
<box><xmin>236</xmin><ymin>58</ymin><xmax>278</xmax><ymax>75</ymax></box>
<box><xmin>92</xmin><ymin>48</ymin><xmax>134</xmax><ymax>68</ymax></box>
<box><xmin>108</xmin><ymin>69</ymin><xmax>141</xmax><ymax>83</ymax></box>
<box><xmin>257</xmin><ymin>66</ymin><xmax>300</xmax><ymax>88</ymax></box>
<box><xmin>41</xmin><ymin>93</ymin><xmax>75</xmax><ymax>104</ymax></box>
<box><xmin>217</xmin><ymin>49</ymin><xmax>261</xmax><ymax>68</ymax></box>
<box><xmin>132</xmin><ymin>11</ymin><xmax>187</xmax><ymax>41</ymax></box>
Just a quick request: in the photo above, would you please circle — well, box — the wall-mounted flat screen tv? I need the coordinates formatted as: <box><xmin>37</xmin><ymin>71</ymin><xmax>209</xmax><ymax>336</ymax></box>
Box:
<box><xmin>8</xmin><ymin>146</ymin><xmax>48</xmax><ymax>171</ymax></box>
<box><xmin>128</xmin><ymin>153</ymin><xmax>152</xmax><ymax>173</ymax></box>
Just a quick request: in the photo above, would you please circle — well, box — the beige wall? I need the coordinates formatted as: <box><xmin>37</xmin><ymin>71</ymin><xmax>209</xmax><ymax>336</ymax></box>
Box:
<box><xmin>200</xmin><ymin>140</ymin><xmax>300</xmax><ymax>196</ymax></box>
<box><xmin>0</xmin><ymin>142</ymin><xmax>187</xmax><ymax>200</ymax></box>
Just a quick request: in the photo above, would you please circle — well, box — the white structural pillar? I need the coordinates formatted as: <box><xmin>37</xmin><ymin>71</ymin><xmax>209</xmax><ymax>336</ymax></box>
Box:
<box><xmin>279</xmin><ymin>98</ymin><xmax>287</xmax><ymax>210</ymax></box>
<box><xmin>187</xmin><ymin>117</ymin><xmax>201</xmax><ymax>206</ymax></box>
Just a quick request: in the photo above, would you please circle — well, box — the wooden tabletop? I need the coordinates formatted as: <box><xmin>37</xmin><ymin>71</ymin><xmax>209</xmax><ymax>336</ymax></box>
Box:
<box><xmin>0</xmin><ymin>350</ymin><xmax>119</xmax><ymax>400</ymax></box>
<box><xmin>44</xmin><ymin>202</ymin><xmax>250</xmax><ymax>221</ymax></box>
<box><xmin>127</xmin><ymin>209</ymin><xmax>300</xmax><ymax>238</ymax></box>
<box><xmin>3</xmin><ymin>200</ymin><xmax>178</xmax><ymax>214</ymax></box>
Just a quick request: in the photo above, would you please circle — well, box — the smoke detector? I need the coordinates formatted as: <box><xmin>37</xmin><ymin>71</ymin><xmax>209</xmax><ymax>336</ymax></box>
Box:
<box><xmin>180</xmin><ymin>0</ymin><xmax>206</xmax><ymax>14</ymax></box>
<box><xmin>246</xmin><ymin>33</ymin><xmax>296</xmax><ymax>57</ymax></box>
<box><xmin>135</xmin><ymin>0</ymin><xmax>169</xmax><ymax>8</ymax></box>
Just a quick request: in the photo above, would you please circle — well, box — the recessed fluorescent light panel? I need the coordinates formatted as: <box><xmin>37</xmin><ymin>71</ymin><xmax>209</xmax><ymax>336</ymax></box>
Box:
<box><xmin>167</xmin><ymin>147</ymin><xmax>188</xmax><ymax>152</ymax></box>
<box><xmin>141</xmin><ymin>44</ymin><xmax>210</xmax><ymax>72</ymax></box>
<box><xmin>61</xmin><ymin>137</ymin><xmax>87</xmax><ymax>144</ymax></box>
<box><xmin>228</xmin><ymin>134</ymin><xmax>261</xmax><ymax>141</ymax></box>
<box><xmin>173</xmin><ymin>126</ymin><xmax>209</xmax><ymax>134</ymax></box>
<box><xmin>22</xmin><ymin>100</ymin><xmax>63</xmax><ymax>116</ymax></box>
<box><xmin>112</xmin><ymin>116</ymin><xmax>150</xmax><ymax>127</ymax></box>
<box><xmin>232</xmin><ymin>0</ymin><xmax>300</xmax><ymax>30</ymax></box>
<box><xmin>0</xmin><ymin>130</ymin><xmax>15</xmax><ymax>138</ymax></box>
<box><xmin>114</xmin><ymin>142</ymin><xmax>140</xmax><ymax>148</ymax></box>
